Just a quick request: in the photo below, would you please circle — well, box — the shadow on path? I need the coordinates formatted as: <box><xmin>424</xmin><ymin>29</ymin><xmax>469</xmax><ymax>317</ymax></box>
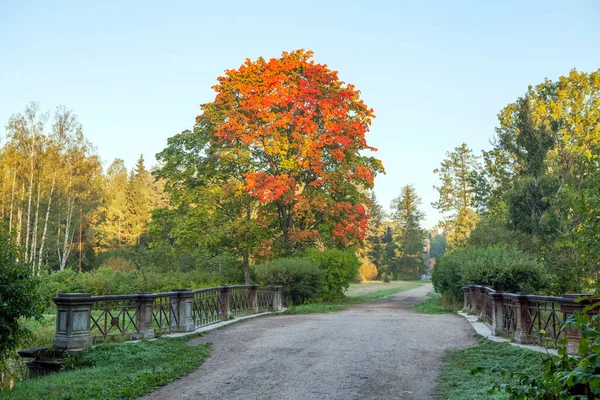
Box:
<box><xmin>141</xmin><ymin>283</ymin><xmax>475</xmax><ymax>400</ymax></box>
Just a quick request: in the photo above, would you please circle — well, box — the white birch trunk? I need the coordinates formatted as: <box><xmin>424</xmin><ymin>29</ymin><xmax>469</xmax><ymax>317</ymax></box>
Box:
<box><xmin>60</xmin><ymin>197</ymin><xmax>74</xmax><ymax>270</ymax></box>
<box><xmin>9</xmin><ymin>171</ymin><xmax>16</xmax><ymax>235</ymax></box>
<box><xmin>24</xmin><ymin>136</ymin><xmax>35</xmax><ymax>261</ymax></box>
<box><xmin>16</xmin><ymin>184</ymin><xmax>24</xmax><ymax>247</ymax></box>
<box><xmin>30</xmin><ymin>183</ymin><xmax>41</xmax><ymax>272</ymax></box>
<box><xmin>38</xmin><ymin>174</ymin><xmax>55</xmax><ymax>271</ymax></box>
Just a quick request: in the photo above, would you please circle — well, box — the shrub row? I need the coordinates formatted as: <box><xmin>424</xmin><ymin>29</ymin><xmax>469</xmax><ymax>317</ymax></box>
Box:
<box><xmin>432</xmin><ymin>245</ymin><xmax>547</xmax><ymax>301</ymax></box>
<box><xmin>39</xmin><ymin>267</ymin><xmax>239</xmax><ymax>309</ymax></box>
<box><xmin>254</xmin><ymin>249</ymin><xmax>360</xmax><ymax>304</ymax></box>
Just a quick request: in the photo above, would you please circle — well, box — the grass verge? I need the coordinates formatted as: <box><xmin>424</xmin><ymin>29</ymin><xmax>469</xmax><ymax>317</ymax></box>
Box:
<box><xmin>412</xmin><ymin>291</ymin><xmax>455</xmax><ymax>314</ymax></box>
<box><xmin>2</xmin><ymin>336</ymin><xmax>211</xmax><ymax>400</ymax></box>
<box><xmin>437</xmin><ymin>337</ymin><xmax>547</xmax><ymax>400</ymax></box>
<box><xmin>284</xmin><ymin>282</ymin><xmax>423</xmax><ymax>315</ymax></box>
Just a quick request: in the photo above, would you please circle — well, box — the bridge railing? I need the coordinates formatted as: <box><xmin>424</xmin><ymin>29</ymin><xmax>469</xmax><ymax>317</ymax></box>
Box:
<box><xmin>52</xmin><ymin>284</ymin><xmax>284</xmax><ymax>351</ymax></box>
<box><xmin>463</xmin><ymin>285</ymin><xmax>598</xmax><ymax>354</ymax></box>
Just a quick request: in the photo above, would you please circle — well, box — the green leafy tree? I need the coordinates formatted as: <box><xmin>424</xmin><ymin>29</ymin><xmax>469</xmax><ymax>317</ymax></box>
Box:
<box><xmin>433</xmin><ymin>143</ymin><xmax>479</xmax><ymax>249</ymax></box>
<box><xmin>0</xmin><ymin>227</ymin><xmax>43</xmax><ymax>378</ymax></box>
<box><xmin>96</xmin><ymin>159</ymin><xmax>129</xmax><ymax>249</ymax></box>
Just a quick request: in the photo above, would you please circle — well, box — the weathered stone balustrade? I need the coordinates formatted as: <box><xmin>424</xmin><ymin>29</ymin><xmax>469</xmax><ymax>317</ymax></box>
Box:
<box><xmin>462</xmin><ymin>285</ymin><xmax>598</xmax><ymax>354</ymax></box>
<box><xmin>52</xmin><ymin>284</ymin><xmax>284</xmax><ymax>351</ymax></box>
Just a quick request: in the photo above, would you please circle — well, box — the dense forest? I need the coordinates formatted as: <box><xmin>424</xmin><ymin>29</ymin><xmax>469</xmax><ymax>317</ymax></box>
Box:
<box><xmin>432</xmin><ymin>68</ymin><xmax>600</xmax><ymax>299</ymax></box>
<box><xmin>0</xmin><ymin>51</ymin><xmax>433</xmax><ymax>301</ymax></box>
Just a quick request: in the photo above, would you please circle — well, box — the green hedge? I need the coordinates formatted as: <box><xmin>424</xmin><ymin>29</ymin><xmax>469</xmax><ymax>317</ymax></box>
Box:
<box><xmin>39</xmin><ymin>267</ymin><xmax>236</xmax><ymax>309</ymax></box>
<box><xmin>253</xmin><ymin>258</ymin><xmax>323</xmax><ymax>304</ymax></box>
<box><xmin>432</xmin><ymin>246</ymin><xmax>547</xmax><ymax>300</ymax></box>
<box><xmin>305</xmin><ymin>249</ymin><xmax>360</xmax><ymax>300</ymax></box>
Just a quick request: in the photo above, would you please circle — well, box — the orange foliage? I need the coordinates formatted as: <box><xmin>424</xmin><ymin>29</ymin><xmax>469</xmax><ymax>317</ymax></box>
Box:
<box><xmin>198</xmin><ymin>49</ymin><xmax>383</xmax><ymax>251</ymax></box>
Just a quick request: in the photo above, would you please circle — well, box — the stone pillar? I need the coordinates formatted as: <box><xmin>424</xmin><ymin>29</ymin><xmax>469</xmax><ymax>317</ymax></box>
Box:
<box><xmin>560</xmin><ymin>294</ymin><xmax>589</xmax><ymax>355</ymax></box>
<box><xmin>52</xmin><ymin>293</ymin><xmax>94</xmax><ymax>350</ymax></box>
<box><xmin>478</xmin><ymin>287</ymin><xmax>487</xmax><ymax>319</ymax></box>
<box><xmin>248</xmin><ymin>285</ymin><xmax>259</xmax><ymax>314</ymax></box>
<box><xmin>514</xmin><ymin>294</ymin><xmax>533</xmax><ymax>344</ymax></box>
<box><xmin>491</xmin><ymin>293</ymin><xmax>505</xmax><ymax>336</ymax></box>
<box><xmin>134</xmin><ymin>294</ymin><xmax>155</xmax><ymax>340</ymax></box>
<box><xmin>169</xmin><ymin>293</ymin><xmax>180</xmax><ymax>333</ymax></box>
<box><xmin>463</xmin><ymin>287</ymin><xmax>471</xmax><ymax>312</ymax></box>
<box><xmin>268</xmin><ymin>285</ymin><xmax>283</xmax><ymax>312</ymax></box>
<box><xmin>220</xmin><ymin>286</ymin><xmax>231</xmax><ymax>321</ymax></box>
<box><xmin>470</xmin><ymin>286</ymin><xmax>478</xmax><ymax>314</ymax></box>
<box><xmin>176</xmin><ymin>290</ymin><xmax>196</xmax><ymax>332</ymax></box>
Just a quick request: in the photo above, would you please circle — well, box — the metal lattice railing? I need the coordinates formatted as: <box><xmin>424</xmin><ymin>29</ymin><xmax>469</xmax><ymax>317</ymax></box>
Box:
<box><xmin>53</xmin><ymin>284</ymin><xmax>283</xmax><ymax>348</ymax></box>
<box><xmin>229</xmin><ymin>286</ymin><xmax>250</xmax><ymax>317</ymax></box>
<box><xmin>502</xmin><ymin>297</ymin><xmax>518</xmax><ymax>336</ymax></box>
<box><xmin>526</xmin><ymin>297</ymin><xmax>566</xmax><ymax>349</ymax></box>
<box><xmin>152</xmin><ymin>295</ymin><xmax>178</xmax><ymax>335</ymax></box>
<box><xmin>257</xmin><ymin>287</ymin><xmax>273</xmax><ymax>312</ymax></box>
<box><xmin>90</xmin><ymin>296</ymin><xmax>139</xmax><ymax>341</ymax></box>
<box><xmin>192</xmin><ymin>288</ymin><xmax>222</xmax><ymax>328</ymax></box>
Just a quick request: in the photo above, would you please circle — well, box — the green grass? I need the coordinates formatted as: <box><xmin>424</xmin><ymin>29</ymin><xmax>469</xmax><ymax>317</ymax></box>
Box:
<box><xmin>284</xmin><ymin>282</ymin><xmax>423</xmax><ymax>314</ymax></box>
<box><xmin>412</xmin><ymin>291</ymin><xmax>456</xmax><ymax>314</ymax></box>
<box><xmin>437</xmin><ymin>337</ymin><xmax>547</xmax><ymax>400</ymax></box>
<box><xmin>20</xmin><ymin>314</ymin><xmax>57</xmax><ymax>348</ymax></box>
<box><xmin>2</xmin><ymin>336</ymin><xmax>211</xmax><ymax>400</ymax></box>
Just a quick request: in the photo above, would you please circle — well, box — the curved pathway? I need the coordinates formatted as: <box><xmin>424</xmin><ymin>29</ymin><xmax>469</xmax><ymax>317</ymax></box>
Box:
<box><xmin>141</xmin><ymin>283</ymin><xmax>475</xmax><ymax>400</ymax></box>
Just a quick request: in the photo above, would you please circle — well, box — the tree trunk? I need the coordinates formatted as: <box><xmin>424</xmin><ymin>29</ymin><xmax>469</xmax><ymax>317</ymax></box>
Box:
<box><xmin>60</xmin><ymin>197</ymin><xmax>74</xmax><ymax>270</ymax></box>
<box><xmin>38</xmin><ymin>174</ymin><xmax>55</xmax><ymax>271</ymax></box>
<box><xmin>78</xmin><ymin>208</ymin><xmax>82</xmax><ymax>273</ymax></box>
<box><xmin>30</xmin><ymin>183</ymin><xmax>41</xmax><ymax>273</ymax></box>
<box><xmin>16</xmin><ymin>184</ymin><xmax>24</xmax><ymax>247</ymax></box>
<box><xmin>8</xmin><ymin>171</ymin><xmax>16</xmax><ymax>235</ymax></box>
<box><xmin>24</xmin><ymin>138</ymin><xmax>35</xmax><ymax>261</ymax></box>
<box><xmin>242</xmin><ymin>249</ymin><xmax>250</xmax><ymax>284</ymax></box>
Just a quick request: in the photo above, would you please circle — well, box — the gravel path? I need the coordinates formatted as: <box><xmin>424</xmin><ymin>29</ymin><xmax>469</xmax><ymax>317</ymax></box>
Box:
<box><xmin>141</xmin><ymin>283</ymin><xmax>475</xmax><ymax>400</ymax></box>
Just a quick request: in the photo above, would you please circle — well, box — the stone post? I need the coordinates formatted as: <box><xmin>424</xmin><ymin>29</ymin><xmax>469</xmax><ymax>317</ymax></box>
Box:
<box><xmin>248</xmin><ymin>285</ymin><xmax>259</xmax><ymax>314</ymax></box>
<box><xmin>268</xmin><ymin>285</ymin><xmax>283</xmax><ymax>312</ymax></box>
<box><xmin>220</xmin><ymin>286</ymin><xmax>231</xmax><ymax>320</ymax></box>
<box><xmin>169</xmin><ymin>293</ymin><xmax>180</xmax><ymax>333</ymax></box>
<box><xmin>52</xmin><ymin>293</ymin><xmax>94</xmax><ymax>350</ymax></box>
<box><xmin>514</xmin><ymin>294</ymin><xmax>533</xmax><ymax>344</ymax></box>
<box><xmin>491</xmin><ymin>292</ymin><xmax>505</xmax><ymax>336</ymax></box>
<box><xmin>560</xmin><ymin>294</ymin><xmax>589</xmax><ymax>355</ymax></box>
<box><xmin>470</xmin><ymin>286</ymin><xmax>478</xmax><ymax>314</ymax></box>
<box><xmin>478</xmin><ymin>287</ymin><xmax>487</xmax><ymax>319</ymax></box>
<box><xmin>463</xmin><ymin>287</ymin><xmax>471</xmax><ymax>312</ymax></box>
<box><xmin>176</xmin><ymin>290</ymin><xmax>195</xmax><ymax>332</ymax></box>
<box><xmin>134</xmin><ymin>294</ymin><xmax>156</xmax><ymax>340</ymax></box>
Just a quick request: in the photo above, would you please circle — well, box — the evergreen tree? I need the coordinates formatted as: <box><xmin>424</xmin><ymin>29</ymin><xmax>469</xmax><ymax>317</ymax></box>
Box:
<box><xmin>362</xmin><ymin>192</ymin><xmax>385</xmax><ymax>270</ymax></box>
<box><xmin>126</xmin><ymin>155</ymin><xmax>153</xmax><ymax>246</ymax></box>
<box><xmin>433</xmin><ymin>143</ymin><xmax>479</xmax><ymax>248</ymax></box>
<box><xmin>391</xmin><ymin>185</ymin><xmax>426</xmax><ymax>279</ymax></box>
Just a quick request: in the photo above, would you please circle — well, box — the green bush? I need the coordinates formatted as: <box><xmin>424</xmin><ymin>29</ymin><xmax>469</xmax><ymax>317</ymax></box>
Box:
<box><xmin>432</xmin><ymin>246</ymin><xmax>547</xmax><ymax>300</ymax></box>
<box><xmin>38</xmin><ymin>266</ymin><xmax>237</xmax><ymax>308</ymax></box>
<box><xmin>305</xmin><ymin>249</ymin><xmax>360</xmax><ymax>300</ymax></box>
<box><xmin>253</xmin><ymin>258</ymin><xmax>323</xmax><ymax>305</ymax></box>
<box><xmin>0</xmin><ymin>229</ymin><xmax>44</xmax><ymax>378</ymax></box>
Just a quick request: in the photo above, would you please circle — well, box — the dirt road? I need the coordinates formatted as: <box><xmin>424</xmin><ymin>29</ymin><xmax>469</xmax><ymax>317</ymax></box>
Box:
<box><xmin>141</xmin><ymin>283</ymin><xmax>475</xmax><ymax>400</ymax></box>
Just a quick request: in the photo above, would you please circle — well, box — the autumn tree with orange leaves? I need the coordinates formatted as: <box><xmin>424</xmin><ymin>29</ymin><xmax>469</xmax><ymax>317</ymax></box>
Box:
<box><xmin>154</xmin><ymin>50</ymin><xmax>383</xmax><ymax>281</ymax></box>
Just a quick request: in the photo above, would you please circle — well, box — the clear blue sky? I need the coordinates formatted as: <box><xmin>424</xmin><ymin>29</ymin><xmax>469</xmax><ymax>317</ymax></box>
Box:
<box><xmin>1</xmin><ymin>0</ymin><xmax>599</xmax><ymax>228</ymax></box>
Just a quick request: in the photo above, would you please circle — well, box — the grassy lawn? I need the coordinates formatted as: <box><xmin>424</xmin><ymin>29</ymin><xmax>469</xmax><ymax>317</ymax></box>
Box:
<box><xmin>437</xmin><ymin>337</ymin><xmax>547</xmax><ymax>400</ymax></box>
<box><xmin>284</xmin><ymin>281</ymin><xmax>423</xmax><ymax>315</ymax></box>
<box><xmin>412</xmin><ymin>291</ymin><xmax>456</xmax><ymax>314</ymax></box>
<box><xmin>2</xmin><ymin>336</ymin><xmax>211</xmax><ymax>400</ymax></box>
